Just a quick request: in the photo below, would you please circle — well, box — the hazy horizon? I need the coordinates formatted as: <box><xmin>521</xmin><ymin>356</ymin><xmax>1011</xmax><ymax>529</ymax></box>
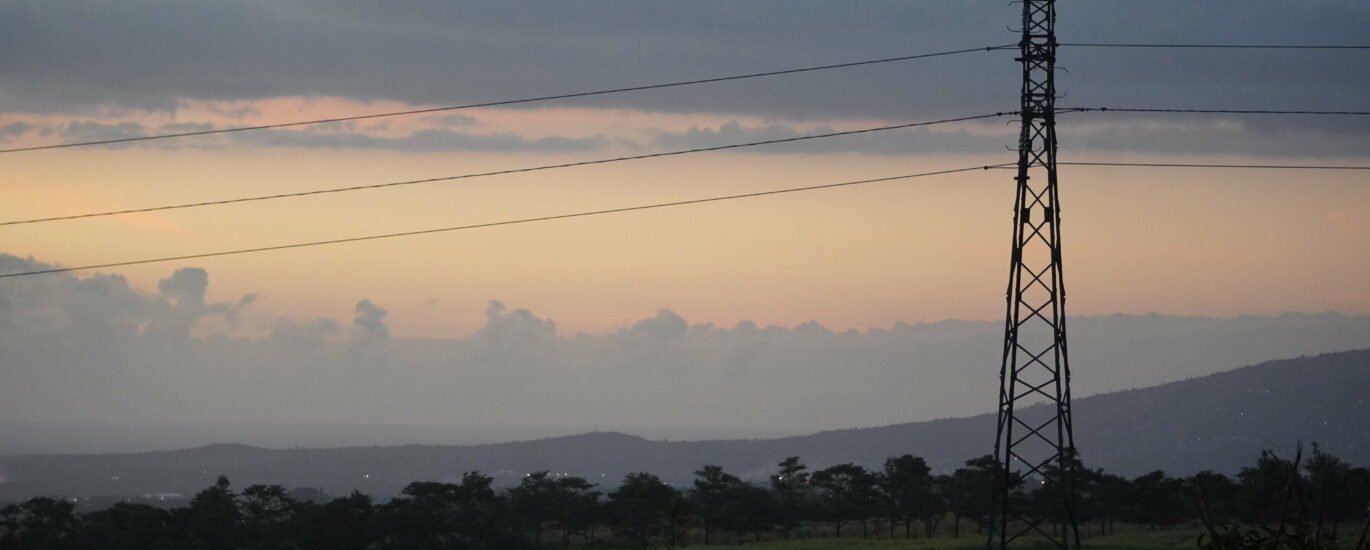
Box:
<box><xmin>1</xmin><ymin>1</ymin><xmax>1367</xmax><ymax>462</ymax></box>
<box><xmin>3</xmin><ymin>252</ymin><xmax>1367</xmax><ymax>455</ymax></box>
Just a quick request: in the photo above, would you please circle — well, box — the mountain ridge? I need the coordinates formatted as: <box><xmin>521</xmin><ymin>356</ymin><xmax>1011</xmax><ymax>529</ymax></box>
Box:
<box><xmin>1</xmin><ymin>349</ymin><xmax>1365</xmax><ymax>501</ymax></box>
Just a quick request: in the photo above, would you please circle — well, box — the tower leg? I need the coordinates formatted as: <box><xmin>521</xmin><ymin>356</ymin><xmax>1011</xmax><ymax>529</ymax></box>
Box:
<box><xmin>987</xmin><ymin>1</ymin><xmax>1080</xmax><ymax>549</ymax></box>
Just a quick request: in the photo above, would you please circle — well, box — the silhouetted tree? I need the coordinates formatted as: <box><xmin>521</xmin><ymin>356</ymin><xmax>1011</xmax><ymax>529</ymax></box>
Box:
<box><xmin>1238</xmin><ymin>450</ymin><xmax>1303</xmax><ymax>525</ymax></box>
<box><xmin>812</xmin><ymin>463</ymin><xmax>881</xmax><ymax>538</ymax></box>
<box><xmin>510</xmin><ymin>472</ymin><xmax>601</xmax><ymax>549</ymax></box>
<box><xmin>659</xmin><ymin>492</ymin><xmax>692</xmax><ymax>550</ymax></box>
<box><xmin>1026</xmin><ymin>450</ymin><xmax>1088</xmax><ymax>541</ymax></box>
<box><xmin>690</xmin><ymin>465</ymin><xmax>740</xmax><ymax>544</ymax></box>
<box><xmin>295</xmin><ymin>491</ymin><xmax>374</xmax><ymax>550</ymax></box>
<box><xmin>922</xmin><ymin>472</ymin><xmax>949</xmax><ymax>537</ymax></box>
<box><xmin>1087</xmin><ymin>470</ymin><xmax>1131</xmax><ymax>537</ymax></box>
<box><xmin>1304</xmin><ymin>445</ymin><xmax>1370</xmax><ymax>540</ymax></box>
<box><xmin>75</xmin><ymin>502</ymin><xmax>179</xmax><ymax>550</ymax></box>
<box><xmin>551</xmin><ymin>476</ymin><xmax>601</xmax><ymax>549</ymax></box>
<box><xmin>880</xmin><ymin>454</ymin><xmax>939</xmax><ymax>539</ymax></box>
<box><xmin>943</xmin><ymin>455</ymin><xmax>1003</xmax><ymax>537</ymax></box>
<box><xmin>717</xmin><ymin>482</ymin><xmax>778</xmax><ymax>543</ymax></box>
<box><xmin>14</xmin><ymin>446</ymin><xmax>1370</xmax><ymax>550</ymax></box>
<box><xmin>186</xmin><ymin>476</ymin><xmax>241</xmax><ymax>550</ymax></box>
<box><xmin>511</xmin><ymin>472</ymin><xmax>560</xmax><ymax>548</ymax></box>
<box><xmin>1127</xmin><ymin>471</ymin><xmax>1187</xmax><ymax>529</ymax></box>
<box><xmin>376</xmin><ymin>472</ymin><xmax>512</xmax><ymax>550</ymax></box>
<box><xmin>0</xmin><ymin>497</ymin><xmax>80</xmax><ymax>550</ymax></box>
<box><xmin>769</xmin><ymin>456</ymin><xmax>812</xmax><ymax>540</ymax></box>
<box><xmin>239</xmin><ymin>484</ymin><xmax>297</xmax><ymax>549</ymax></box>
<box><xmin>607</xmin><ymin>473</ymin><xmax>678</xmax><ymax>549</ymax></box>
<box><xmin>1188</xmin><ymin>470</ymin><xmax>1240</xmax><ymax>533</ymax></box>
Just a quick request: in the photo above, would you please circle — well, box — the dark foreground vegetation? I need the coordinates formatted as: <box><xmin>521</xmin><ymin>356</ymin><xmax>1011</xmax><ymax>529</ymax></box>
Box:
<box><xmin>1</xmin><ymin>446</ymin><xmax>1367</xmax><ymax>550</ymax></box>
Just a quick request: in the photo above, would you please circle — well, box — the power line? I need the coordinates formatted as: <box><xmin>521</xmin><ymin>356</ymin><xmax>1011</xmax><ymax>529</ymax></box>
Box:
<box><xmin>0</xmin><ymin>164</ymin><xmax>1011</xmax><ymax>279</ymax></box>
<box><xmin>0</xmin><ymin>45</ymin><xmax>1013</xmax><ymax>155</ymax></box>
<box><xmin>0</xmin><ymin>112</ymin><xmax>1014</xmax><ymax>227</ymax></box>
<box><xmin>1057</xmin><ymin>161</ymin><xmax>1370</xmax><ymax>170</ymax></box>
<box><xmin>1062</xmin><ymin>107</ymin><xmax>1370</xmax><ymax>116</ymax></box>
<box><xmin>5</xmin><ymin>159</ymin><xmax>1362</xmax><ymax>279</ymax></box>
<box><xmin>1060</xmin><ymin>42</ymin><xmax>1370</xmax><ymax>50</ymax></box>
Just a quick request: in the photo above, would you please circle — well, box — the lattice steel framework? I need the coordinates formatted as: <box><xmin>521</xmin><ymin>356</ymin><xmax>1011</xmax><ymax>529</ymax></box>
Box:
<box><xmin>988</xmin><ymin>1</ymin><xmax>1081</xmax><ymax>549</ymax></box>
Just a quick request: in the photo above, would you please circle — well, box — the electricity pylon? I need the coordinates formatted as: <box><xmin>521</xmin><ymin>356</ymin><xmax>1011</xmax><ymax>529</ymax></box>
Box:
<box><xmin>988</xmin><ymin>1</ymin><xmax>1081</xmax><ymax>549</ymax></box>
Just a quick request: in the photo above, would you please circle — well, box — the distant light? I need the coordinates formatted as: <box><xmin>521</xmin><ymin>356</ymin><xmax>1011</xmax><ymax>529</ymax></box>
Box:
<box><xmin>363</xmin><ymin>474</ymin><xmax>370</xmax><ymax>479</ymax></box>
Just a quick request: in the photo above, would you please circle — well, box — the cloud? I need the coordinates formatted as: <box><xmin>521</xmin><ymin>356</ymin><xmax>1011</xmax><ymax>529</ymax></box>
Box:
<box><xmin>625</xmin><ymin>309</ymin><xmax>688</xmax><ymax>339</ymax></box>
<box><xmin>3</xmin><ymin>2</ymin><xmax>1366</xmax><ymax>159</ymax></box>
<box><xmin>1</xmin><ymin>0</ymin><xmax>1365</xmax><ymax>128</ymax></box>
<box><xmin>31</xmin><ymin>113</ymin><xmax>1370</xmax><ymax>158</ymax></box>
<box><xmin>0</xmin><ymin>121</ymin><xmax>30</xmax><ymax>140</ymax></box>
<box><xmin>475</xmin><ymin>300</ymin><xmax>556</xmax><ymax>351</ymax></box>
<box><xmin>2</xmin><ymin>254</ymin><xmax>1369</xmax><ymax>453</ymax></box>
<box><xmin>159</xmin><ymin>121</ymin><xmax>217</xmax><ymax>133</ymax></box>
<box><xmin>1060</xmin><ymin>116</ymin><xmax>1370</xmax><ymax>158</ymax></box>
<box><xmin>233</xmin><ymin>126</ymin><xmax>611</xmax><ymax>153</ymax></box>
<box><xmin>61</xmin><ymin>120</ymin><xmax>147</xmax><ymax>145</ymax></box>
<box><xmin>353</xmin><ymin>298</ymin><xmax>389</xmax><ymax>340</ymax></box>
<box><xmin>422</xmin><ymin>114</ymin><xmax>479</xmax><ymax>127</ymax></box>
<box><xmin>158</xmin><ymin>267</ymin><xmax>209</xmax><ymax>306</ymax></box>
<box><xmin>23</xmin><ymin>117</ymin><xmax>613</xmax><ymax>153</ymax></box>
<box><xmin>651</xmin><ymin>120</ymin><xmax>1011</xmax><ymax>155</ymax></box>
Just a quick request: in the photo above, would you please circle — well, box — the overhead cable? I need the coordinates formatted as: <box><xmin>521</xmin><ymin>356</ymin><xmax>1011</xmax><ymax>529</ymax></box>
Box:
<box><xmin>0</xmin><ymin>112</ymin><xmax>1015</xmax><ymax>227</ymax></box>
<box><xmin>1062</xmin><ymin>107</ymin><xmax>1370</xmax><ymax>116</ymax></box>
<box><xmin>1060</xmin><ymin>43</ymin><xmax>1370</xmax><ymax>50</ymax></box>
<box><xmin>0</xmin><ymin>45</ymin><xmax>1013</xmax><ymax>155</ymax></box>
<box><xmin>1057</xmin><ymin>161</ymin><xmax>1370</xmax><ymax>170</ymax></box>
<box><xmin>0</xmin><ymin>164</ymin><xmax>1012</xmax><ymax>279</ymax></box>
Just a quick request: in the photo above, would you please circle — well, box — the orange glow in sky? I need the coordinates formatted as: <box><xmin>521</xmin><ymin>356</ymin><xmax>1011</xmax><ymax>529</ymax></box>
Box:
<box><xmin>2</xmin><ymin>97</ymin><xmax>1367</xmax><ymax>337</ymax></box>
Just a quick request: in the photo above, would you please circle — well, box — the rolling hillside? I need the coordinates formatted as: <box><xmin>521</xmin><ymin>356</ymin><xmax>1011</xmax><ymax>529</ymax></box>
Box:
<box><xmin>1</xmin><ymin>349</ymin><xmax>1364</xmax><ymax>501</ymax></box>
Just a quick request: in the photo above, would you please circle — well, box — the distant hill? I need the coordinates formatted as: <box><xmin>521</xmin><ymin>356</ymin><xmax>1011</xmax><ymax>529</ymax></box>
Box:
<box><xmin>1</xmin><ymin>349</ymin><xmax>1365</xmax><ymax>501</ymax></box>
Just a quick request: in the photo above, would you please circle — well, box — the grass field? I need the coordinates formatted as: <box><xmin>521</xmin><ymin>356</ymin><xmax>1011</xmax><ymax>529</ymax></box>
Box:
<box><xmin>680</xmin><ymin>527</ymin><xmax>1208</xmax><ymax>550</ymax></box>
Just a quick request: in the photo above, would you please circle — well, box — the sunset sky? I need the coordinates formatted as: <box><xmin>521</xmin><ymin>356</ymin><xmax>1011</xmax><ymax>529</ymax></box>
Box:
<box><xmin>2</xmin><ymin>0</ymin><xmax>1359</xmax><ymax>336</ymax></box>
<box><xmin>2</xmin><ymin>1</ymin><xmax>1367</xmax><ymax>337</ymax></box>
<box><xmin>0</xmin><ymin>1</ymin><xmax>1368</xmax><ymax>452</ymax></box>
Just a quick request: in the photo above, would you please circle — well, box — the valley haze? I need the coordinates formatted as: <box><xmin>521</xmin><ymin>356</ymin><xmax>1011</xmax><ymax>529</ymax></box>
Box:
<box><xmin>1</xmin><ymin>254</ymin><xmax>1367</xmax><ymax>455</ymax></box>
<box><xmin>2</xmin><ymin>349</ymin><xmax>1366</xmax><ymax>501</ymax></box>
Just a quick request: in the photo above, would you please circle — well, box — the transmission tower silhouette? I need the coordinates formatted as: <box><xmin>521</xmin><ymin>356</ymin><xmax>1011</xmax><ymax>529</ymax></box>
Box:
<box><xmin>988</xmin><ymin>1</ymin><xmax>1082</xmax><ymax>549</ymax></box>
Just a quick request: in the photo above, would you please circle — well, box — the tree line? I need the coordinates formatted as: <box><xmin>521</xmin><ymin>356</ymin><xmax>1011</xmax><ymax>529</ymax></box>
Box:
<box><xmin>1</xmin><ymin>446</ymin><xmax>1367</xmax><ymax>550</ymax></box>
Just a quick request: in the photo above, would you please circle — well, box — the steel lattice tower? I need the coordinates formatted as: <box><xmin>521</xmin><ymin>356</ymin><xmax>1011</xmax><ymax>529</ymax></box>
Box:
<box><xmin>988</xmin><ymin>1</ymin><xmax>1081</xmax><ymax>549</ymax></box>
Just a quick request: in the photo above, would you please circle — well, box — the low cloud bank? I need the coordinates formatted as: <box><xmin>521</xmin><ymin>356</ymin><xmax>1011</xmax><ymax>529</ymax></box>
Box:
<box><xmin>2</xmin><ymin>253</ymin><xmax>1368</xmax><ymax>453</ymax></box>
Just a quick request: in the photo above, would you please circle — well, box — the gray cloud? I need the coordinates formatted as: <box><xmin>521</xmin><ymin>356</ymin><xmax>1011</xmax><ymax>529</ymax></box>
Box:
<box><xmin>32</xmin><ymin>112</ymin><xmax>1370</xmax><ymax>158</ymax></box>
<box><xmin>158</xmin><ymin>267</ymin><xmax>209</xmax><ymax>307</ymax></box>
<box><xmin>353</xmin><ymin>299</ymin><xmax>389</xmax><ymax>340</ymax></box>
<box><xmin>652</xmin><ymin>120</ymin><xmax>1012</xmax><ymax>155</ymax></box>
<box><xmin>146</xmin><ymin>267</ymin><xmax>254</xmax><ymax>341</ymax></box>
<box><xmin>26</xmin><ymin>118</ymin><xmax>612</xmax><ymax>153</ymax></box>
<box><xmin>422</xmin><ymin>114</ymin><xmax>479</xmax><ymax>127</ymax></box>
<box><xmin>233</xmin><ymin>126</ymin><xmax>610</xmax><ymax>153</ymax></box>
<box><xmin>0</xmin><ymin>121</ymin><xmax>30</xmax><ymax>139</ymax></box>
<box><xmin>1066</xmin><ymin>122</ymin><xmax>1370</xmax><ymax>159</ymax></box>
<box><xmin>61</xmin><ymin>120</ymin><xmax>147</xmax><ymax>146</ymax></box>
<box><xmin>1057</xmin><ymin>111</ymin><xmax>1370</xmax><ymax>158</ymax></box>
<box><xmin>159</xmin><ymin>121</ymin><xmax>217</xmax><ymax>133</ymax></box>
<box><xmin>625</xmin><ymin>309</ymin><xmax>688</xmax><ymax>340</ymax></box>
<box><xmin>0</xmin><ymin>1</ymin><xmax>1365</xmax><ymax>146</ymax></box>
<box><xmin>2</xmin><ymin>253</ymin><xmax>1369</xmax><ymax>453</ymax></box>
